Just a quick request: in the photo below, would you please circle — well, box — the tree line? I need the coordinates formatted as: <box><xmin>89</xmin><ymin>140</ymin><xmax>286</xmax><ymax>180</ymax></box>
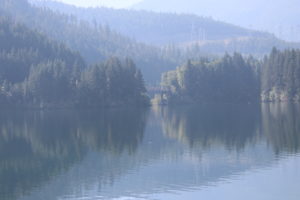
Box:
<box><xmin>3</xmin><ymin>0</ymin><xmax>299</xmax><ymax>85</ymax></box>
<box><xmin>157</xmin><ymin>48</ymin><xmax>300</xmax><ymax>104</ymax></box>
<box><xmin>261</xmin><ymin>48</ymin><xmax>300</xmax><ymax>102</ymax></box>
<box><xmin>0</xmin><ymin>17</ymin><xmax>149</xmax><ymax>108</ymax></box>
<box><xmin>0</xmin><ymin>0</ymin><xmax>178</xmax><ymax>84</ymax></box>
<box><xmin>1</xmin><ymin>0</ymin><xmax>300</xmax><ymax>107</ymax></box>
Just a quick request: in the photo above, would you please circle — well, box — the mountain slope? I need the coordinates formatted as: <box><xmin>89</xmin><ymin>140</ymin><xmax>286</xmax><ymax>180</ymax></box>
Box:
<box><xmin>0</xmin><ymin>15</ymin><xmax>85</xmax><ymax>84</ymax></box>
<box><xmin>31</xmin><ymin>0</ymin><xmax>271</xmax><ymax>45</ymax></box>
<box><xmin>4</xmin><ymin>0</ymin><xmax>300</xmax><ymax>85</ymax></box>
<box><xmin>30</xmin><ymin>0</ymin><xmax>300</xmax><ymax>58</ymax></box>
<box><xmin>0</xmin><ymin>15</ymin><xmax>87</xmax><ymax>105</ymax></box>
<box><xmin>1</xmin><ymin>0</ymin><xmax>178</xmax><ymax>84</ymax></box>
<box><xmin>0</xmin><ymin>16</ymin><xmax>150</xmax><ymax>107</ymax></box>
<box><xmin>132</xmin><ymin>0</ymin><xmax>300</xmax><ymax>42</ymax></box>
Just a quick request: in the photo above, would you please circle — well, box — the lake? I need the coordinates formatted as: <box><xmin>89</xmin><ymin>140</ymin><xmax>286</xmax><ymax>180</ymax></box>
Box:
<box><xmin>0</xmin><ymin>103</ymin><xmax>299</xmax><ymax>200</ymax></box>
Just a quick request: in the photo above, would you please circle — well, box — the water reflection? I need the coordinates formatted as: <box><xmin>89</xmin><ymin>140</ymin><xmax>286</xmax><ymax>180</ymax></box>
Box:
<box><xmin>159</xmin><ymin>104</ymin><xmax>261</xmax><ymax>150</ymax></box>
<box><xmin>0</xmin><ymin>103</ymin><xmax>299</xmax><ymax>200</ymax></box>
<box><xmin>261</xmin><ymin>103</ymin><xmax>300</xmax><ymax>154</ymax></box>
<box><xmin>0</xmin><ymin>108</ymin><xmax>148</xmax><ymax>200</ymax></box>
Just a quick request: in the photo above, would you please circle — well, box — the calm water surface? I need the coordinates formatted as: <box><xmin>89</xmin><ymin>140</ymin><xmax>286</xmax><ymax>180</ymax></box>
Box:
<box><xmin>0</xmin><ymin>103</ymin><xmax>300</xmax><ymax>200</ymax></box>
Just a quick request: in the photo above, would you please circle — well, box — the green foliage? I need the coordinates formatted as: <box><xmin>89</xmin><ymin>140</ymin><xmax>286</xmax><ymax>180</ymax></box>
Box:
<box><xmin>26</xmin><ymin>60</ymin><xmax>73</xmax><ymax>103</ymax></box>
<box><xmin>160</xmin><ymin>48</ymin><xmax>300</xmax><ymax>104</ymax></box>
<box><xmin>0</xmin><ymin>16</ymin><xmax>85</xmax><ymax>84</ymax></box>
<box><xmin>0</xmin><ymin>17</ymin><xmax>149</xmax><ymax>108</ymax></box>
<box><xmin>160</xmin><ymin>53</ymin><xmax>260</xmax><ymax>104</ymax></box>
<box><xmin>78</xmin><ymin>58</ymin><xmax>149</xmax><ymax>107</ymax></box>
<box><xmin>0</xmin><ymin>0</ymin><xmax>177</xmax><ymax>84</ymax></box>
<box><xmin>4</xmin><ymin>0</ymin><xmax>299</xmax><ymax>85</ymax></box>
<box><xmin>261</xmin><ymin>48</ymin><xmax>300</xmax><ymax>102</ymax></box>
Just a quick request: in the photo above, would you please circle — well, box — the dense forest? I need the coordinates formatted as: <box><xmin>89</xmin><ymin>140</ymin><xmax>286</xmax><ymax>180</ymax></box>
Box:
<box><xmin>0</xmin><ymin>0</ymin><xmax>178</xmax><ymax>84</ymax></box>
<box><xmin>157</xmin><ymin>53</ymin><xmax>260</xmax><ymax>104</ymax></box>
<box><xmin>0</xmin><ymin>0</ymin><xmax>300</xmax><ymax>107</ymax></box>
<box><xmin>0</xmin><ymin>17</ymin><xmax>149</xmax><ymax>108</ymax></box>
<box><xmin>157</xmin><ymin>49</ymin><xmax>300</xmax><ymax>104</ymax></box>
<box><xmin>2</xmin><ymin>0</ymin><xmax>300</xmax><ymax>85</ymax></box>
<box><xmin>261</xmin><ymin>48</ymin><xmax>300</xmax><ymax>102</ymax></box>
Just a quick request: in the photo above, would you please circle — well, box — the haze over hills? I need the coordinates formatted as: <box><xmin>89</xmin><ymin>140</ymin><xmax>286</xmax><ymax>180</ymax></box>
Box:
<box><xmin>1</xmin><ymin>0</ymin><xmax>182</xmax><ymax>84</ymax></box>
<box><xmin>132</xmin><ymin>0</ymin><xmax>300</xmax><ymax>42</ymax></box>
<box><xmin>30</xmin><ymin>0</ymin><xmax>300</xmax><ymax>57</ymax></box>
<box><xmin>2</xmin><ymin>0</ymin><xmax>300</xmax><ymax>87</ymax></box>
<box><xmin>31</xmin><ymin>0</ymin><xmax>269</xmax><ymax>46</ymax></box>
<box><xmin>0</xmin><ymin>15</ymin><xmax>150</xmax><ymax>107</ymax></box>
<box><xmin>1</xmin><ymin>0</ymin><xmax>300</xmax><ymax>199</ymax></box>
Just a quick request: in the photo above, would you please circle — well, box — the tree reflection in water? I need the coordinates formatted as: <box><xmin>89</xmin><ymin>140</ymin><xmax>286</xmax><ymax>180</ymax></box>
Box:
<box><xmin>0</xmin><ymin>103</ymin><xmax>299</xmax><ymax>200</ymax></box>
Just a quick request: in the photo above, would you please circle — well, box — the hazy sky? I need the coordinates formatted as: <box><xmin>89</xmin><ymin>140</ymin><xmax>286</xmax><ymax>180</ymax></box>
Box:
<box><xmin>55</xmin><ymin>0</ymin><xmax>142</xmax><ymax>8</ymax></box>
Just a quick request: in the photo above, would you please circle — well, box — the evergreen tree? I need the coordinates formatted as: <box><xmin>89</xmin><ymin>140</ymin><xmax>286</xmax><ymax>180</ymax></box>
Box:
<box><xmin>261</xmin><ymin>48</ymin><xmax>300</xmax><ymax>101</ymax></box>
<box><xmin>0</xmin><ymin>17</ymin><xmax>149</xmax><ymax>107</ymax></box>
<box><xmin>160</xmin><ymin>53</ymin><xmax>260</xmax><ymax>104</ymax></box>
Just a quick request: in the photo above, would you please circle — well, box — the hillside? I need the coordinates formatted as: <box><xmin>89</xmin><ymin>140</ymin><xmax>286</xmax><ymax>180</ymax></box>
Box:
<box><xmin>132</xmin><ymin>0</ymin><xmax>300</xmax><ymax>42</ymax></box>
<box><xmin>30</xmin><ymin>0</ymin><xmax>300</xmax><ymax>58</ymax></box>
<box><xmin>31</xmin><ymin>0</ymin><xmax>271</xmax><ymax>46</ymax></box>
<box><xmin>1</xmin><ymin>0</ymin><xmax>177</xmax><ymax>84</ymax></box>
<box><xmin>3</xmin><ymin>0</ymin><xmax>300</xmax><ymax>85</ymax></box>
<box><xmin>0</xmin><ymin>15</ymin><xmax>85</xmax><ymax>84</ymax></box>
<box><xmin>181</xmin><ymin>36</ymin><xmax>300</xmax><ymax>56</ymax></box>
<box><xmin>0</xmin><ymin>16</ymin><xmax>149</xmax><ymax>107</ymax></box>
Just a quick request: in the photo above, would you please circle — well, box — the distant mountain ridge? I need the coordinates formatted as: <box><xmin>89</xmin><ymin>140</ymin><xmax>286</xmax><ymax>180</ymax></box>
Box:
<box><xmin>132</xmin><ymin>0</ymin><xmax>300</xmax><ymax>42</ymax></box>
<box><xmin>31</xmin><ymin>0</ymin><xmax>272</xmax><ymax>46</ymax></box>
<box><xmin>3</xmin><ymin>0</ymin><xmax>300</xmax><ymax>85</ymax></box>
<box><xmin>30</xmin><ymin>0</ymin><xmax>300</xmax><ymax>58</ymax></box>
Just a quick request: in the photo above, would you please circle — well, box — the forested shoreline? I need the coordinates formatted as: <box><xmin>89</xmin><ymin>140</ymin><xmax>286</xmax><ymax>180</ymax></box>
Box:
<box><xmin>0</xmin><ymin>17</ymin><xmax>149</xmax><ymax>108</ymax></box>
<box><xmin>1</xmin><ymin>0</ymin><xmax>300</xmax><ymax>108</ymax></box>
<box><xmin>155</xmin><ymin>48</ymin><xmax>300</xmax><ymax>105</ymax></box>
<box><xmin>1</xmin><ymin>15</ymin><xmax>300</xmax><ymax>108</ymax></box>
<box><xmin>261</xmin><ymin>48</ymin><xmax>300</xmax><ymax>102</ymax></box>
<box><xmin>2</xmin><ymin>0</ymin><xmax>300</xmax><ymax>85</ymax></box>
